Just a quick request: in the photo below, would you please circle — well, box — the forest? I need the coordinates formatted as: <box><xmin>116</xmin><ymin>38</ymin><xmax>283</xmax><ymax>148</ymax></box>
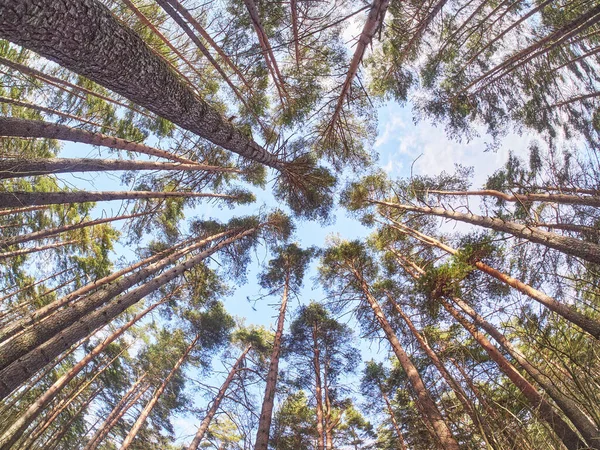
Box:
<box><xmin>0</xmin><ymin>0</ymin><xmax>599</xmax><ymax>448</ymax></box>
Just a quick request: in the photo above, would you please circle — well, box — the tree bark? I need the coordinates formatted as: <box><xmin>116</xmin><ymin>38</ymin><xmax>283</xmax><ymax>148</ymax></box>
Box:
<box><xmin>0</xmin><ymin>226</ymin><xmax>259</xmax><ymax>398</ymax></box>
<box><xmin>0</xmin><ymin>239</ymin><xmax>78</xmax><ymax>260</ymax></box>
<box><xmin>327</xmin><ymin>0</ymin><xmax>390</xmax><ymax>131</ymax></box>
<box><xmin>0</xmin><ymin>117</ymin><xmax>197</xmax><ymax>164</ymax></box>
<box><xmin>0</xmin><ymin>0</ymin><xmax>282</xmax><ymax>168</ymax></box>
<box><xmin>440</xmin><ymin>298</ymin><xmax>588</xmax><ymax>450</ymax></box>
<box><xmin>449</xmin><ymin>296</ymin><xmax>600</xmax><ymax>449</ymax></box>
<box><xmin>0</xmin><ymin>211</ymin><xmax>149</xmax><ymax>250</ymax></box>
<box><xmin>254</xmin><ymin>273</ymin><xmax>289</xmax><ymax>450</ymax></box>
<box><xmin>0</xmin><ymin>231</ymin><xmax>232</xmax><ymax>367</ymax></box>
<box><xmin>379</xmin><ymin>387</ymin><xmax>408</xmax><ymax>450</ymax></box>
<box><xmin>313</xmin><ymin>322</ymin><xmax>326</xmax><ymax>450</ymax></box>
<box><xmin>187</xmin><ymin>345</ymin><xmax>251</xmax><ymax>450</ymax></box>
<box><xmin>349</xmin><ymin>267</ymin><xmax>460</xmax><ymax>449</ymax></box>
<box><xmin>426</xmin><ymin>188</ymin><xmax>600</xmax><ymax>208</ymax></box>
<box><xmin>120</xmin><ymin>334</ymin><xmax>201</xmax><ymax>450</ymax></box>
<box><xmin>0</xmin><ymin>157</ymin><xmax>239</xmax><ymax>180</ymax></box>
<box><xmin>377</xmin><ymin>201</ymin><xmax>600</xmax><ymax>265</ymax></box>
<box><xmin>383</xmin><ymin>218</ymin><xmax>600</xmax><ymax>339</ymax></box>
<box><xmin>0</xmin><ymin>190</ymin><xmax>242</xmax><ymax>208</ymax></box>
<box><xmin>0</xmin><ymin>295</ymin><xmax>170</xmax><ymax>449</ymax></box>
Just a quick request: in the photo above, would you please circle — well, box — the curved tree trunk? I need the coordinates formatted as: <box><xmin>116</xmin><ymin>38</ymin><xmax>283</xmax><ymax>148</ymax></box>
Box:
<box><xmin>0</xmin><ymin>0</ymin><xmax>282</xmax><ymax>168</ymax></box>
<box><xmin>0</xmin><ymin>117</ymin><xmax>197</xmax><ymax>164</ymax></box>
<box><xmin>187</xmin><ymin>345</ymin><xmax>251</xmax><ymax>450</ymax></box>
<box><xmin>254</xmin><ymin>274</ymin><xmax>289</xmax><ymax>450</ymax></box>
<box><xmin>440</xmin><ymin>298</ymin><xmax>588</xmax><ymax>450</ymax></box>
<box><xmin>0</xmin><ymin>157</ymin><xmax>239</xmax><ymax>180</ymax></box>
<box><xmin>0</xmin><ymin>190</ymin><xmax>241</xmax><ymax>208</ymax></box>
<box><xmin>120</xmin><ymin>334</ymin><xmax>200</xmax><ymax>450</ymax></box>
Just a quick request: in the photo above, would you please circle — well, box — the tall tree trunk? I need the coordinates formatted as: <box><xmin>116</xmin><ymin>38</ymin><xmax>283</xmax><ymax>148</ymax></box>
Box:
<box><xmin>0</xmin><ymin>211</ymin><xmax>150</xmax><ymax>249</ymax></box>
<box><xmin>187</xmin><ymin>345</ymin><xmax>251</xmax><ymax>450</ymax></box>
<box><xmin>327</xmin><ymin>0</ymin><xmax>390</xmax><ymax>131</ymax></box>
<box><xmin>388</xmin><ymin>295</ymin><xmax>498</xmax><ymax>448</ymax></box>
<box><xmin>449</xmin><ymin>296</ymin><xmax>600</xmax><ymax>449</ymax></box>
<box><xmin>313</xmin><ymin>322</ymin><xmax>326</xmax><ymax>450</ymax></box>
<box><xmin>439</xmin><ymin>297</ymin><xmax>588</xmax><ymax>450</ymax></box>
<box><xmin>0</xmin><ymin>0</ymin><xmax>283</xmax><ymax>168</ymax></box>
<box><xmin>0</xmin><ymin>190</ymin><xmax>242</xmax><ymax>208</ymax></box>
<box><xmin>426</xmin><ymin>188</ymin><xmax>600</xmax><ymax>207</ymax></box>
<box><xmin>0</xmin><ymin>226</ymin><xmax>259</xmax><ymax>397</ymax></box>
<box><xmin>383</xmin><ymin>217</ymin><xmax>600</xmax><ymax>338</ymax></box>
<box><xmin>0</xmin><ymin>157</ymin><xmax>239</xmax><ymax>180</ymax></box>
<box><xmin>377</xmin><ymin>201</ymin><xmax>600</xmax><ymax>265</ymax></box>
<box><xmin>290</xmin><ymin>0</ymin><xmax>301</xmax><ymax>69</ymax></box>
<box><xmin>0</xmin><ymin>205</ymin><xmax>48</xmax><ymax>217</ymax></box>
<box><xmin>162</xmin><ymin>0</ymin><xmax>254</xmax><ymax>93</ymax></box>
<box><xmin>83</xmin><ymin>379</ymin><xmax>149</xmax><ymax>450</ymax></box>
<box><xmin>120</xmin><ymin>334</ymin><xmax>201</xmax><ymax>450</ymax></box>
<box><xmin>254</xmin><ymin>273</ymin><xmax>289</xmax><ymax>449</ymax></box>
<box><xmin>0</xmin><ymin>230</ymin><xmax>233</xmax><ymax>368</ymax></box>
<box><xmin>379</xmin><ymin>386</ymin><xmax>408</xmax><ymax>450</ymax></box>
<box><xmin>0</xmin><ymin>236</ymin><xmax>205</xmax><ymax>344</ymax></box>
<box><xmin>0</xmin><ymin>295</ymin><xmax>171</xmax><ymax>449</ymax></box>
<box><xmin>0</xmin><ymin>117</ymin><xmax>197</xmax><ymax>164</ymax></box>
<box><xmin>349</xmin><ymin>267</ymin><xmax>460</xmax><ymax>449</ymax></box>
<box><xmin>0</xmin><ymin>239</ymin><xmax>78</xmax><ymax>260</ymax></box>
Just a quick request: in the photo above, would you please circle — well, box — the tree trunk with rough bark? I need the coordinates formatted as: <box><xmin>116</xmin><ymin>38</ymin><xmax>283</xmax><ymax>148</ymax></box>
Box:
<box><xmin>0</xmin><ymin>117</ymin><xmax>196</xmax><ymax>164</ymax></box>
<box><xmin>0</xmin><ymin>0</ymin><xmax>282</xmax><ymax>168</ymax></box>
<box><xmin>0</xmin><ymin>157</ymin><xmax>239</xmax><ymax>180</ymax></box>
<box><xmin>0</xmin><ymin>227</ymin><xmax>258</xmax><ymax>397</ymax></box>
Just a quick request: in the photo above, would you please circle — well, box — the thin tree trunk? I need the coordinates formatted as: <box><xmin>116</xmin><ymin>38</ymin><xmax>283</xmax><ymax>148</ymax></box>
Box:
<box><xmin>440</xmin><ymin>298</ymin><xmax>588</xmax><ymax>450</ymax></box>
<box><xmin>383</xmin><ymin>217</ymin><xmax>600</xmax><ymax>338</ymax></box>
<box><xmin>426</xmin><ymin>188</ymin><xmax>600</xmax><ymax>207</ymax></box>
<box><xmin>0</xmin><ymin>117</ymin><xmax>197</xmax><ymax>164</ymax></box>
<box><xmin>0</xmin><ymin>295</ymin><xmax>172</xmax><ymax>448</ymax></box>
<box><xmin>120</xmin><ymin>334</ymin><xmax>200</xmax><ymax>450</ymax></box>
<box><xmin>376</xmin><ymin>201</ymin><xmax>600</xmax><ymax>265</ymax></box>
<box><xmin>162</xmin><ymin>0</ymin><xmax>254</xmax><ymax>93</ymax></box>
<box><xmin>349</xmin><ymin>267</ymin><xmax>460</xmax><ymax>449</ymax></box>
<box><xmin>0</xmin><ymin>56</ymin><xmax>150</xmax><ymax>118</ymax></box>
<box><xmin>290</xmin><ymin>0</ymin><xmax>301</xmax><ymax>69</ymax></box>
<box><xmin>313</xmin><ymin>322</ymin><xmax>326</xmax><ymax>450</ymax></box>
<box><xmin>0</xmin><ymin>239</ymin><xmax>78</xmax><ymax>260</ymax></box>
<box><xmin>187</xmin><ymin>345</ymin><xmax>251</xmax><ymax>450</ymax></box>
<box><xmin>254</xmin><ymin>273</ymin><xmax>289</xmax><ymax>450</ymax></box>
<box><xmin>243</xmin><ymin>0</ymin><xmax>289</xmax><ymax>103</ymax></box>
<box><xmin>0</xmin><ymin>226</ymin><xmax>260</xmax><ymax>397</ymax></box>
<box><xmin>0</xmin><ymin>0</ymin><xmax>283</xmax><ymax>168</ymax></box>
<box><xmin>84</xmin><ymin>380</ymin><xmax>149</xmax><ymax>450</ymax></box>
<box><xmin>0</xmin><ymin>205</ymin><xmax>48</xmax><ymax>217</ymax></box>
<box><xmin>0</xmin><ymin>190</ymin><xmax>242</xmax><ymax>208</ymax></box>
<box><xmin>450</xmin><ymin>296</ymin><xmax>600</xmax><ymax>449</ymax></box>
<box><xmin>327</xmin><ymin>0</ymin><xmax>390</xmax><ymax>132</ymax></box>
<box><xmin>0</xmin><ymin>267</ymin><xmax>72</xmax><ymax>304</ymax></box>
<box><xmin>379</xmin><ymin>387</ymin><xmax>408</xmax><ymax>450</ymax></box>
<box><xmin>388</xmin><ymin>295</ymin><xmax>498</xmax><ymax>448</ymax></box>
<box><xmin>0</xmin><ymin>157</ymin><xmax>239</xmax><ymax>180</ymax></box>
<box><xmin>0</xmin><ymin>211</ymin><xmax>150</xmax><ymax>250</ymax></box>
